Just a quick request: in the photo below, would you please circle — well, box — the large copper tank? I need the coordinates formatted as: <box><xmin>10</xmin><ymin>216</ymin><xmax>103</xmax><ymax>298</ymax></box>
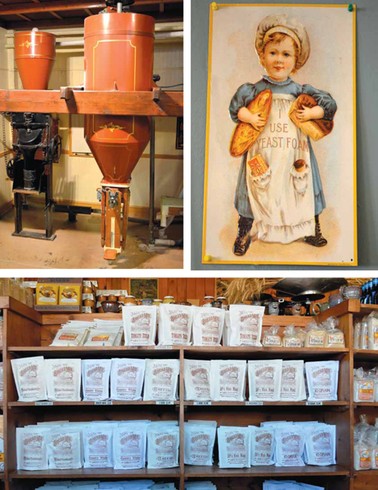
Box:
<box><xmin>84</xmin><ymin>11</ymin><xmax>155</xmax><ymax>184</ymax></box>
<box><xmin>14</xmin><ymin>30</ymin><xmax>56</xmax><ymax>90</ymax></box>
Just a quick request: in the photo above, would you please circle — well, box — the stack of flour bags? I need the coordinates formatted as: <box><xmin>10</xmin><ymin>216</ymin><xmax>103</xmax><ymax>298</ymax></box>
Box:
<box><xmin>263</xmin><ymin>482</ymin><xmax>324</xmax><ymax>490</ymax></box>
<box><xmin>11</xmin><ymin>356</ymin><xmax>180</xmax><ymax>403</ymax></box>
<box><xmin>16</xmin><ymin>420</ymin><xmax>179</xmax><ymax>471</ymax></box>
<box><xmin>218</xmin><ymin>422</ymin><xmax>336</xmax><ymax>468</ymax></box>
<box><xmin>184</xmin><ymin>359</ymin><xmax>340</xmax><ymax>402</ymax></box>
<box><xmin>35</xmin><ymin>482</ymin><xmax>177</xmax><ymax>490</ymax></box>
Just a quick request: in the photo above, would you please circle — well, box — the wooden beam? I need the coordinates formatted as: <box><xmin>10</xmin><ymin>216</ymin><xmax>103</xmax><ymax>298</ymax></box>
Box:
<box><xmin>50</xmin><ymin>12</ymin><xmax>64</xmax><ymax>20</ymax></box>
<box><xmin>0</xmin><ymin>89</ymin><xmax>183</xmax><ymax>117</ymax></box>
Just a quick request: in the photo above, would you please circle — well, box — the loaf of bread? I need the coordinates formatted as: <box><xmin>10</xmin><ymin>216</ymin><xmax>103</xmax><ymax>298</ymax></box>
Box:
<box><xmin>229</xmin><ymin>89</ymin><xmax>272</xmax><ymax>157</ymax></box>
<box><xmin>289</xmin><ymin>94</ymin><xmax>333</xmax><ymax>141</ymax></box>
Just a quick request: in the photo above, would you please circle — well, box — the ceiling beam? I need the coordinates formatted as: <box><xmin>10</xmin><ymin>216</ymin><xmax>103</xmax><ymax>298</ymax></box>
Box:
<box><xmin>0</xmin><ymin>0</ymin><xmax>181</xmax><ymax>16</ymax></box>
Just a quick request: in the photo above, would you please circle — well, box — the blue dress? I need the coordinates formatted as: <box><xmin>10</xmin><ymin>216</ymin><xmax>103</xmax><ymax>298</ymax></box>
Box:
<box><xmin>229</xmin><ymin>75</ymin><xmax>337</xmax><ymax>222</ymax></box>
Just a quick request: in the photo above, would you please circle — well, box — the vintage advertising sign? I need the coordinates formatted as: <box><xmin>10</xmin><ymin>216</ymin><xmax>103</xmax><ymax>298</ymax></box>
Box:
<box><xmin>202</xmin><ymin>3</ymin><xmax>356</xmax><ymax>265</ymax></box>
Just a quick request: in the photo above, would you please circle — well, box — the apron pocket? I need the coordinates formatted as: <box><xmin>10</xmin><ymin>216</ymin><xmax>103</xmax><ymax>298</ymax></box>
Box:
<box><xmin>250</xmin><ymin>166</ymin><xmax>271</xmax><ymax>190</ymax></box>
<box><xmin>290</xmin><ymin>163</ymin><xmax>309</xmax><ymax>195</ymax></box>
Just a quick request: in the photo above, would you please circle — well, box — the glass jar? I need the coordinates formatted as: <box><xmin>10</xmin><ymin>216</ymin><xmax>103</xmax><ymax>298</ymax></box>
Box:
<box><xmin>163</xmin><ymin>296</ymin><xmax>175</xmax><ymax>304</ymax></box>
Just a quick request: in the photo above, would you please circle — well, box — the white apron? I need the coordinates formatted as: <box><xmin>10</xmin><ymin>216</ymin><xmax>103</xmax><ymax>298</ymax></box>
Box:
<box><xmin>246</xmin><ymin>93</ymin><xmax>315</xmax><ymax>244</ymax></box>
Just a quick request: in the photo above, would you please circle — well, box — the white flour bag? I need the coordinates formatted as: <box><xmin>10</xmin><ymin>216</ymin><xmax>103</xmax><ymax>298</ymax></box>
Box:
<box><xmin>11</xmin><ymin>356</ymin><xmax>47</xmax><ymax>402</ymax></box>
<box><xmin>210</xmin><ymin>360</ymin><xmax>247</xmax><ymax>401</ymax></box>
<box><xmin>112</xmin><ymin>422</ymin><xmax>148</xmax><ymax>470</ymax></box>
<box><xmin>147</xmin><ymin>423</ymin><xmax>180</xmax><ymax>468</ymax></box>
<box><xmin>305</xmin><ymin>361</ymin><xmax>339</xmax><ymax>401</ymax></box>
<box><xmin>123</xmin><ymin>306</ymin><xmax>157</xmax><ymax>346</ymax></box>
<box><xmin>184</xmin><ymin>422</ymin><xmax>216</xmax><ymax>466</ymax></box>
<box><xmin>249</xmin><ymin>426</ymin><xmax>275</xmax><ymax>466</ymax></box>
<box><xmin>280</xmin><ymin>360</ymin><xmax>306</xmax><ymax>402</ymax></box>
<box><xmin>184</xmin><ymin>359</ymin><xmax>211</xmax><ymax>401</ymax></box>
<box><xmin>192</xmin><ymin>307</ymin><xmax>225</xmax><ymax>346</ymax></box>
<box><xmin>47</xmin><ymin>427</ymin><xmax>82</xmax><ymax>469</ymax></box>
<box><xmin>275</xmin><ymin>428</ymin><xmax>305</xmax><ymax>467</ymax></box>
<box><xmin>45</xmin><ymin>358</ymin><xmax>81</xmax><ymax>402</ymax></box>
<box><xmin>158</xmin><ymin>304</ymin><xmax>193</xmax><ymax>346</ymax></box>
<box><xmin>82</xmin><ymin>359</ymin><xmax>111</xmax><ymax>401</ymax></box>
<box><xmin>16</xmin><ymin>426</ymin><xmax>50</xmax><ymax>470</ymax></box>
<box><xmin>304</xmin><ymin>423</ymin><xmax>336</xmax><ymax>466</ymax></box>
<box><xmin>229</xmin><ymin>305</ymin><xmax>264</xmax><ymax>346</ymax></box>
<box><xmin>223</xmin><ymin>311</ymin><xmax>231</xmax><ymax>346</ymax></box>
<box><xmin>248</xmin><ymin>360</ymin><xmax>282</xmax><ymax>401</ymax></box>
<box><xmin>110</xmin><ymin>358</ymin><xmax>145</xmax><ymax>401</ymax></box>
<box><xmin>83</xmin><ymin>423</ymin><xmax>113</xmax><ymax>468</ymax></box>
<box><xmin>217</xmin><ymin>426</ymin><xmax>250</xmax><ymax>468</ymax></box>
<box><xmin>143</xmin><ymin>359</ymin><xmax>180</xmax><ymax>401</ymax></box>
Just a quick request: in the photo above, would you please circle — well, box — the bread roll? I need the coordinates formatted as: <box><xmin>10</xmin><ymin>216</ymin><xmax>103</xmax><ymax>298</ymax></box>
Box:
<box><xmin>289</xmin><ymin>93</ymin><xmax>333</xmax><ymax>141</ymax></box>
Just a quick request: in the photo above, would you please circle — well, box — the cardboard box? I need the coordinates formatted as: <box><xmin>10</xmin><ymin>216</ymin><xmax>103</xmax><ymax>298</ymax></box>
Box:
<box><xmin>36</xmin><ymin>283</ymin><xmax>59</xmax><ymax>306</ymax></box>
<box><xmin>59</xmin><ymin>284</ymin><xmax>82</xmax><ymax>306</ymax></box>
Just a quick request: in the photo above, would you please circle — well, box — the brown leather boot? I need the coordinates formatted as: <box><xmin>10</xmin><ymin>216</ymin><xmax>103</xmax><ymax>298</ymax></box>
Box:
<box><xmin>233</xmin><ymin>216</ymin><xmax>254</xmax><ymax>256</ymax></box>
<box><xmin>304</xmin><ymin>215</ymin><xmax>327</xmax><ymax>247</ymax></box>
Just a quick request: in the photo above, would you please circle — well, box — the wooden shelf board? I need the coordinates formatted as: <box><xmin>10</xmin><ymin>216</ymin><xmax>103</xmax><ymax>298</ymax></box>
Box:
<box><xmin>354</xmin><ymin>349</ymin><xmax>378</xmax><ymax>360</ymax></box>
<box><xmin>9</xmin><ymin>400</ymin><xmax>180</xmax><ymax>407</ymax></box>
<box><xmin>184</xmin><ymin>465</ymin><xmax>350</xmax><ymax>478</ymax></box>
<box><xmin>0</xmin><ymin>89</ymin><xmax>183</xmax><ymax>116</ymax></box>
<box><xmin>184</xmin><ymin>347</ymin><xmax>349</xmax><ymax>359</ymax></box>
<box><xmin>184</xmin><ymin>401</ymin><xmax>349</xmax><ymax>407</ymax></box>
<box><xmin>8</xmin><ymin>346</ymin><xmax>180</xmax><ymax>357</ymax></box>
<box><xmin>10</xmin><ymin>468</ymin><xmax>181</xmax><ymax>479</ymax></box>
<box><xmin>354</xmin><ymin>403</ymin><xmax>378</xmax><ymax>407</ymax></box>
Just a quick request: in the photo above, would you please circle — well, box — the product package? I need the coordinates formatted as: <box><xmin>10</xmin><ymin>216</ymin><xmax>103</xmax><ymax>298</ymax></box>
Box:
<box><xmin>158</xmin><ymin>304</ymin><xmax>193</xmax><ymax>346</ymax></box>
<box><xmin>110</xmin><ymin>358</ymin><xmax>145</xmax><ymax>401</ymax></box>
<box><xmin>47</xmin><ymin>427</ymin><xmax>83</xmax><ymax>469</ymax></box>
<box><xmin>274</xmin><ymin>427</ymin><xmax>305</xmax><ymax>467</ymax></box>
<box><xmin>143</xmin><ymin>359</ymin><xmax>180</xmax><ymax>401</ymax></box>
<box><xmin>217</xmin><ymin>426</ymin><xmax>250</xmax><ymax>468</ymax></box>
<box><xmin>305</xmin><ymin>361</ymin><xmax>339</xmax><ymax>401</ymax></box>
<box><xmin>83</xmin><ymin>423</ymin><xmax>114</xmax><ymax>468</ymax></box>
<box><xmin>229</xmin><ymin>305</ymin><xmax>264</xmax><ymax>346</ymax></box>
<box><xmin>147</xmin><ymin>423</ymin><xmax>180</xmax><ymax>468</ymax></box>
<box><xmin>262</xmin><ymin>325</ymin><xmax>282</xmax><ymax>347</ymax></box>
<box><xmin>323</xmin><ymin>317</ymin><xmax>345</xmax><ymax>348</ymax></box>
<box><xmin>11</xmin><ymin>356</ymin><xmax>47</xmax><ymax>402</ymax></box>
<box><xmin>123</xmin><ymin>306</ymin><xmax>157</xmax><ymax>346</ymax></box>
<box><xmin>210</xmin><ymin>360</ymin><xmax>247</xmax><ymax>401</ymax></box>
<box><xmin>280</xmin><ymin>360</ymin><xmax>306</xmax><ymax>402</ymax></box>
<box><xmin>16</xmin><ymin>426</ymin><xmax>50</xmax><ymax>470</ymax></box>
<box><xmin>82</xmin><ymin>359</ymin><xmax>112</xmax><ymax>401</ymax></box>
<box><xmin>304</xmin><ymin>423</ymin><xmax>336</xmax><ymax>466</ymax></box>
<box><xmin>282</xmin><ymin>325</ymin><xmax>303</xmax><ymax>348</ymax></box>
<box><xmin>248</xmin><ymin>359</ymin><xmax>282</xmax><ymax>401</ymax></box>
<box><xmin>192</xmin><ymin>307</ymin><xmax>225</xmax><ymax>346</ymax></box>
<box><xmin>184</xmin><ymin>421</ymin><xmax>217</xmax><ymax>466</ymax></box>
<box><xmin>184</xmin><ymin>359</ymin><xmax>211</xmax><ymax>401</ymax></box>
<box><xmin>45</xmin><ymin>358</ymin><xmax>82</xmax><ymax>402</ymax></box>
<box><xmin>112</xmin><ymin>422</ymin><xmax>148</xmax><ymax>470</ymax></box>
<box><xmin>249</xmin><ymin>426</ymin><xmax>275</xmax><ymax>466</ymax></box>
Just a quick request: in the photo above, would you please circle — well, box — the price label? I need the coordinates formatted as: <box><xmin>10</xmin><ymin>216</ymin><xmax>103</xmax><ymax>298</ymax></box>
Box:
<box><xmin>193</xmin><ymin>401</ymin><xmax>212</xmax><ymax>406</ymax></box>
<box><xmin>306</xmin><ymin>401</ymin><xmax>323</xmax><ymax>406</ymax></box>
<box><xmin>35</xmin><ymin>401</ymin><xmax>53</xmax><ymax>406</ymax></box>
<box><xmin>94</xmin><ymin>400</ymin><xmax>113</xmax><ymax>406</ymax></box>
<box><xmin>156</xmin><ymin>401</ymin><xmax>175</xmax><ymax>405</ymax></box>
<box><xmin>245</xmin><ymin>401</ymin><xmax>264</xmax><ymax>406</ymax></box>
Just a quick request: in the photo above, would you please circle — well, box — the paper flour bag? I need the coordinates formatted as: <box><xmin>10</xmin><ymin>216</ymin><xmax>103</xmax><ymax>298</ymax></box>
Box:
<box><xmin>305</xmin><ymin>361</ymin><xmax>339</xmax><ymax>401</ymax></box>
<box><xmin>280</xmin><ymin>360</ymin><xmax>306</xmax><ymax>402</ymax></box>
<box><xmin>217</xmin><ymin>426</ymin><xmax>250</xmax><ymax>468</ymax></box>
<box><xmin>304</xmin><ymin>423</ymin><xmax>336</xmax><ymax>466</ymax></box>
<box><xmin>83</xmin><ymin>424</ymin><xmax>113</xmax><ymax>468</ymax></box>
<box><xmin>274</xmin><ymin>428</ymin><xmax>305</xmax><ymax>467</ymax></box>
<box><xmin>249</xmin><ymin>426</ymin><xmax>275</xmax><ymax>466</ymax></box>
<box><xmin>17</xmin><ymin>426</ymin><xmax>50</xmax><ymax>470</ymax></box>
<box><xmin>82</xmin><ymin>359</ymin><xmax>111</xmax><ymax>401</ymax></box>
<box><xmin>113</xmin><ymin>422</ymin><xmax>148</xmax><ymax>469</ymax></box>
<box><xmin>143</xmin><ymin>359</ymin><xmax>180</xmax><ymax>401</ymax></box>
<box><xmin>184</xmin><ymin>422</ymin><xmax>216</xmax><ymax>466</ymax></box>
<box><xmin>184</xmin><ymin>359</ymin><xmax>211</xmax><ymax>401</ymax></box>
<box><xmin>248</xmin><ymin>360</ymin><xmax>282</xmax><ymax>401</ymax></box>
<box><xmin>12</xmin><ymin>356</ymin><xmax>47</xmax><ymax>402</ymax></box>
<box><xmin>45</xmin><ymin>359</ymin><xmax>81</xmax><ymax>401</ymax></box>
<box><xmin>192</xmin><ymin>307</ymin><xmax>225</xmax><ymax>346</ymax></box>
<box><xmin>210</xmin><ymin>360</ymin><xmax>246</xmax><ymax>401</ymax></box>
<box><xmin>47</xmin><ymin>428</ymin><xmax>82</xmax><ymax>469</ymax></box>
<box><xmin>158</xmin><ymin>304</ymin><xmax>193</xmax><ymax>346</ymax></box>
<box><xmin>123</xmin><ymin>306</ymin><xmax>157</xmax><ymax>346</ymax></box>
<box><xmin>147</xmin><ymin>423</ymin><xmax>179</xmax><ymax>468</ymax></box>
<box><xmin>229</xmin><ymin>305</ymin><xmax>264</xmax><ymax>346</ymax></box>
<box><xmin>110</xmin><ymin>358</ymin><xmax>145</xmax><ymax>401</ymax></box>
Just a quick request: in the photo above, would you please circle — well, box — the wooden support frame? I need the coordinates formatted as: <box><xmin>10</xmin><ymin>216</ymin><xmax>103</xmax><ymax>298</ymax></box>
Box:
<box><xmin>0</xmin><ymin>89</ymin><xmax>183</xmax><ymax>117</ymax></box>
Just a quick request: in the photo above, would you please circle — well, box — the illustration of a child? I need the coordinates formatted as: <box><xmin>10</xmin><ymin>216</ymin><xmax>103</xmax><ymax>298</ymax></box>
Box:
<box><xmin>229</xmin><ymin>14</ymin><xmax>337</xmax><ymax>256</ymax></box>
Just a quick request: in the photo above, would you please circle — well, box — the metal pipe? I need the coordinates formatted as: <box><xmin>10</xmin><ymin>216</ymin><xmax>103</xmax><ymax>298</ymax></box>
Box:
<box><xmin>149</xmin><ymin>117</ymin><xmax>155</xmax><ymax>244</ymax></box>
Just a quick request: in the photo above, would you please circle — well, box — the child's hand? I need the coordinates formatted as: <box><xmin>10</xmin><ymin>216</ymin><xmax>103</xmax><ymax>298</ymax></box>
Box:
<box><xmin>296</xmin><ymin>105</ymin><xmax>325</xmax><ymax>122</ymax></box>
<box><xmin>237</xmin><ymin>107</ymin><xmax>266</xmax><ymax>130</ymax></box>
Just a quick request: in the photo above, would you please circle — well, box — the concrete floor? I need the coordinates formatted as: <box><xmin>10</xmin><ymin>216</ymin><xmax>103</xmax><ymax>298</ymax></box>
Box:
<box><xmin>0</xmin><ymin>202</ymin><xmax>183</xmax><ymax>269</ymax></box>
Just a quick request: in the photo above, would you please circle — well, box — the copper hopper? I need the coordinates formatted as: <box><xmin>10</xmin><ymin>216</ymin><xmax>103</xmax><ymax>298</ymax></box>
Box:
<box><xmin>14</xmin><ymin>30</ymin><xmax>56</xmax><ymax>89</ymax></box>
<box><xmin>84</xmin><ymin>7</ymin><xmax>155</xmax><ymax>259</ymax></box>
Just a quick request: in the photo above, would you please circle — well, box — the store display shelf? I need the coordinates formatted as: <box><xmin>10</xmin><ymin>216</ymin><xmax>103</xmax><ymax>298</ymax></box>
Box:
<box><xmin>184</xmin><ymin>346</ymin><xmax>349</xmax><ymax>359</ymax></box>
<box><xmin>184</xmin><ymin>465</ymin><xmax>350</xmax><ymax>478</ymax></box>
<box><xmin>8</xmin><ymin>400</ymin><xmax>180</xmax><ymax>407</ymax></box>
<box><xmin>10</xmin><ymin>468</ymin><xmax>181</xmax><ymax>479</ymax></box>
<box><xmin>353</xmin><ymin>403</ymin><xmax>378</xmax><ymax>407</ymax></box>
<box><xmin>354</xmin><ymin>350</ymin><xmax>378</xmax><ymax>360</ymax></box>
<box><xmin>8</xmin><ymin>346</ymin><xmax>179</xmax><ymax>356</ymax></box>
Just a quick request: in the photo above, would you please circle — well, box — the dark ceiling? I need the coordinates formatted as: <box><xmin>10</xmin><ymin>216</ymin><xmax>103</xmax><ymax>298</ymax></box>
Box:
<box><xmin>0</xmin><ymin>0</ymin><xmax>183</xmax><ymax>30</ymax></box>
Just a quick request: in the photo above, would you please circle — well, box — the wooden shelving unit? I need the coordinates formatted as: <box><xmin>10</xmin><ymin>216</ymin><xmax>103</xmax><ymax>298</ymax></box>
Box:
<box><xmin>1</xmin><ymin>296</ymin><xmax>378</xmax><ymax>490</ymax></box>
